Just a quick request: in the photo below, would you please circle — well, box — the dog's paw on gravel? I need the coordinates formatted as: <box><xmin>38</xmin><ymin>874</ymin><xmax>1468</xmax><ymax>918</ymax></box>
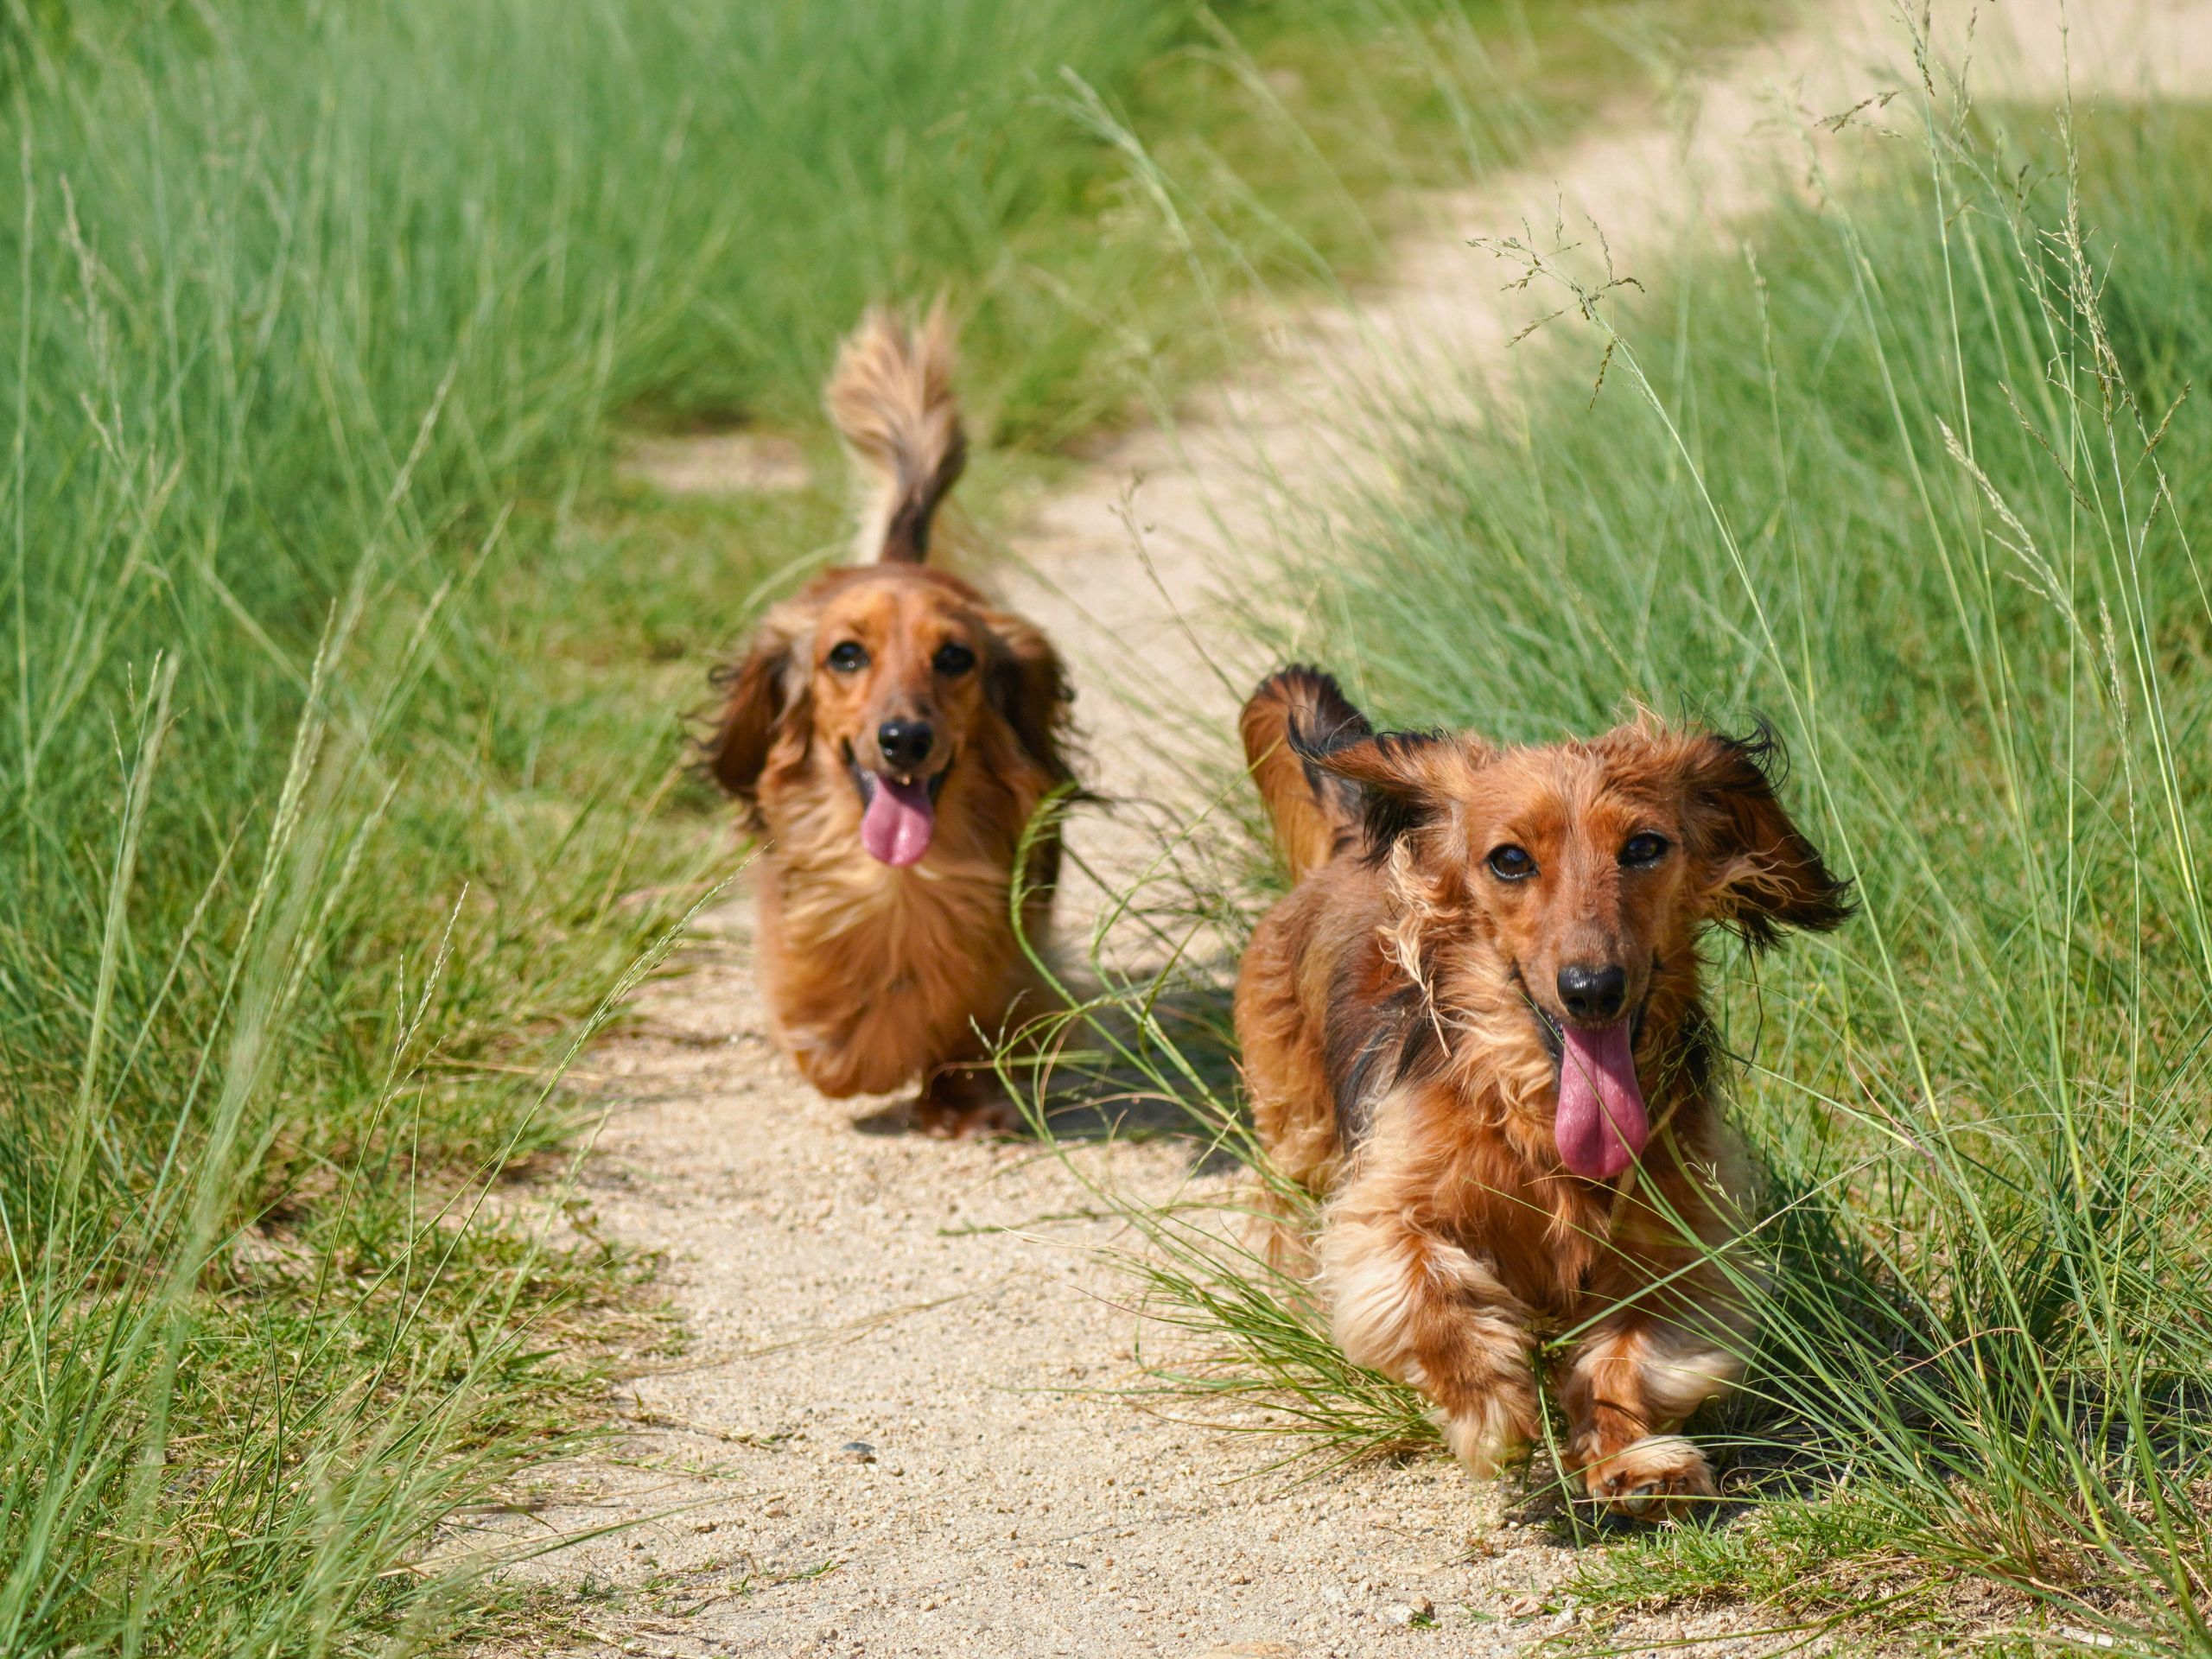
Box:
<box><xmin>912</xmin><ymin>1095</ymin><xmax>1020</xmax><ymax>1139</ymax></box>
<box><xmin>1580</xmin><ymin>1433</ymin><xmax>1717</xmax><ymax>1521</ymax></box>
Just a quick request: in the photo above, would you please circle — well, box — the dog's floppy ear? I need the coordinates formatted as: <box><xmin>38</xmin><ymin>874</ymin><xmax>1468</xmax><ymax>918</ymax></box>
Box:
<box><xmin>984</xmin><ymin>610</ymin><xmax>1075</xmax><ymax>784</ymax></box>
<box><xmin>1677</xmin><ymin>724</ymin><xmax>1854</xmax><ymax>949</ymax></box>
<box><xmin>1290</xmin><ymin>724</ymin><xmax>1466</xmax><ymax>861</ymax></box>
<box><xmin>704</xmin><ymin>611</ymin><xmax>809</xmax><ymax>809</ymax></box>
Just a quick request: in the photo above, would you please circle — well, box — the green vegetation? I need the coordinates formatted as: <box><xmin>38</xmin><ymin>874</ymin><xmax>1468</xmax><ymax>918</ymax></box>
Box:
<box><xmin>0</xmin><ymin>0</ymin><xmax>1765</xmax><ymax>1649</ymax></box>
<box><xmin>1056</xmin><ymin>53</ymin><xmax>2212</xmax><ymax>1659</ymax></box>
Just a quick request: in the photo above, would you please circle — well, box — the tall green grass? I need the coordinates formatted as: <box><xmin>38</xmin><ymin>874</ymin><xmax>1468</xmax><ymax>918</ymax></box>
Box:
<box><xmin>1165</xmin><ymin>61</ymin><xmax>2212</xmax><ymax>1659</ymax></box>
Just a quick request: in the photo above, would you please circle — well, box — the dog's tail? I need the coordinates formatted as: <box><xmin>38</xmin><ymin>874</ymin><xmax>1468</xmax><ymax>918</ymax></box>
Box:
<box><xmin>1240</xmin><ymin>665</ymin><xmax>1373</xmax><ymax>883</ymax></box>
<box><xmin>825</xmin><ymin>303</ymin><xmax>968</xmax><ymax>565</ymax></box>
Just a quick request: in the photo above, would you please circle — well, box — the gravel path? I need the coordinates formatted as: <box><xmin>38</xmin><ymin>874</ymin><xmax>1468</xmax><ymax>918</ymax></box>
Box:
<box><xmin>474</xmin><ymin>6</ymin><xmax>2212</xmax><ymax>1654</ymax></box>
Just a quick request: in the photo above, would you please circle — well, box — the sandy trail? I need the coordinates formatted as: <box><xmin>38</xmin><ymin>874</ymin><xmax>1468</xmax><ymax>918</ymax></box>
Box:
<box><xmin>475</xmin><ymin>6</ymin><xmax>2210</xmax><ymax>1655</ymax></box>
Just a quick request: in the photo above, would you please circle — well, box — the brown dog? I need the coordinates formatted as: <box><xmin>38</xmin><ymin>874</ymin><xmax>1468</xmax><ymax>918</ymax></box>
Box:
<box><xmin>1233</xmin><ymin>666</ymin><xmax>1850</xmax><ymax>1516</ymax></box>
<box><xmin>706</xmin><ymin>308</ymin><xmax>1075</xmax><ymax>1135</ymax></box>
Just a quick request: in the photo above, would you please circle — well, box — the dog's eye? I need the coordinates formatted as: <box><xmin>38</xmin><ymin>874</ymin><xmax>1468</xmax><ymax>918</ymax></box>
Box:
<box><xmin>1621</xmin><ymin>833</ymin><xmax>1670</xmax><ymax>867</ymax></box>
<box><xmin>1486</xmin><ymin>845</ymin><xmax>1536</xmax><ymax>881</ymax></box>
<box><xmin>932</xmin><ymin>642</ymin><xmax>976</xmax><ymax>676</ymax></box>
<box><xmin>826</xmin><ymin>641</ymin><xmax>869</xmax><ymax>673</ymax></box>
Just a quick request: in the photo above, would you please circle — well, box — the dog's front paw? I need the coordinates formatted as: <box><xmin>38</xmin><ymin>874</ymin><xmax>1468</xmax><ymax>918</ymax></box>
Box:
<box><xmin>913</xmin><ymin>1095</ymin><xmax>1020</xmax><ymax>1139</ymax></box>
<box><xmin>1580</xmin><ymin>1434</ymin><xmax>1716</xmax><ymax>1522</ymax></box>
<box><xmin>914</xmin><ymin>1065</ymin><xmax>1024</xmax><ymax>1139</ymax></box>
<box><xmin>1440</xmin><ymin>1390</ymin><xmax>1538</xmax><ymax>1478</ymax></box>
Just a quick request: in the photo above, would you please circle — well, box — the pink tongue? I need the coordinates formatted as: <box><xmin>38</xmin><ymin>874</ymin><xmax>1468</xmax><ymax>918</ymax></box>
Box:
<box><xmin>861</xmin><ymin>775</ymin><xmax>935</xmax><ymax>867</ymax></box>
<box><xmin>1554</xmin><ymin>1020</ymin><xmax>1649</xmax><ymax>1181</ymax></box>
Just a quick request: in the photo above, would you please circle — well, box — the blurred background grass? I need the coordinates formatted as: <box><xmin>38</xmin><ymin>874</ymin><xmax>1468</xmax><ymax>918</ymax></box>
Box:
<box><xmin>0</xmin><ymin>0</ymin><xmax>1762</xmax><ymax>1649</ymax></box>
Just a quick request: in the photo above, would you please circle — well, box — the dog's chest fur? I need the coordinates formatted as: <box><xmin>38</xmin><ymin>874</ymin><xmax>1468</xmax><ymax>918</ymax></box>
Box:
<box><xmin>1338</xmin><ymin>995</ymin><xmax>1720</xmax><ymax>1318</ymax></box>
<box><xmin>775</xmin><ymin>842</ymin><xmax>1019</xmax><ymax>977</ymax></box>
<box><xmin>747</xmin><ymin>746</ymin><xmax>1056</xmax><ymax>1095</ymax></box>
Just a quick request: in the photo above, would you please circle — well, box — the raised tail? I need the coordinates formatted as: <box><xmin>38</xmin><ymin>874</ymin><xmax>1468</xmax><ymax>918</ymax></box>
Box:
<box><xmin>824</xmin><ymin>303</ymin><xmax>967</xmax><ymax>564</ymax></box>
<box><xmin>1240</xmin><ymin>665</ymin><xmax>1373</xmax><ymax>883</ymax></box>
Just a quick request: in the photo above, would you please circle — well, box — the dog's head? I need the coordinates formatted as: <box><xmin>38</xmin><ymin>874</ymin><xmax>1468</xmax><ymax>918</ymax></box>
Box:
<box><xmin>707</xmin><ymin>564</ymin><xmax>1071</xmax><ymax>867</ymax></box>
<box><xmin>1297</xmin><ymin>715</ymin><xmax>1852</xmax><ymax>1179</ymax></box>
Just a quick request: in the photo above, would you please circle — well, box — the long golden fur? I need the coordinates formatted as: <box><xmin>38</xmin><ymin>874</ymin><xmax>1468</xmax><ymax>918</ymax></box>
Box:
<box><xmin>1234</xmin><ymin>666</ymin><xmax>1851</xmax><ymax>1516</ymax></box>
<box><xmin>707</xmin><ymin>308</ymin><xmax>1074</xmax><ymax>1135</ymax></box>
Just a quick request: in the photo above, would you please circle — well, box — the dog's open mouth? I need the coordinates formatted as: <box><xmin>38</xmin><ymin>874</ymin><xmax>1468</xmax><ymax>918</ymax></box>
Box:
<box><xmin>1529</xmin><ymin>995</ymin><xmax>1651</xmax><ymax>1183</ymax></box>
<box><xmin>849</xmin><ymin>753</ymin><xmax>950</xmax><ymax>868</ymax></box>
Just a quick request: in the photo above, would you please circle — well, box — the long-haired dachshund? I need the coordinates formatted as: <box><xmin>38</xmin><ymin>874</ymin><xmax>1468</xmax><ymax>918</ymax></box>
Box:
<box><xmin>1234</xmin><ymin>666</ymin><xmax>1851</xmax><ymax>1516</ymax></box>
<box><xmin>706</xmin><ymin>308</ymin><xmax>1075</xmax><ymax>1135</ymax></box>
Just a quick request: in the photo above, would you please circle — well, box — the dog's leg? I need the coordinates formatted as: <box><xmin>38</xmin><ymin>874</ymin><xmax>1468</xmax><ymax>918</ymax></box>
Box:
<box><xmin>1555</xmin><ymin>1306</ymin><xmax>1742</xmax><ymax>1521</ymax></box>
<box><xmin>1319</xmin><ymin>1209</ymin><xmax>1541</xmax><ymax>1474</ymax></box>
<box><xmin>1243</xmin><ymin>1183</ymin><xmax>1319</xmax><ymax>1286</ymax></box>
<box><xmin>913</xmin><ymin>1059</ymin><xmax>1020</xmax><ymax>1139</ymax></box>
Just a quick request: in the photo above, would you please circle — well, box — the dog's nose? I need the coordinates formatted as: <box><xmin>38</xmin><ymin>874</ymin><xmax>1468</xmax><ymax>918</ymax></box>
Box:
<box><xmin>876</xmin><ymin>719</ymin><xmax>935</xmax><ymax>772</ymax></box>
<box><xmin>1556</xmin><ymin>962</ymin><xmax>1626</xmax><ymax>1023</ymax></box>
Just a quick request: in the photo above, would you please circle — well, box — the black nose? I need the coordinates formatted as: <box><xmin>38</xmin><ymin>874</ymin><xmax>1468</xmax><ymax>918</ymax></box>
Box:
<box><xmin>876</xmin><ymin>719</ymin><xmax>935</xmax><ymax>772</ymax></box>
<box><xmin>1556</xmin><ymin>962</ymin><xmax>1626</xmax><ymax>1023</ymax></box>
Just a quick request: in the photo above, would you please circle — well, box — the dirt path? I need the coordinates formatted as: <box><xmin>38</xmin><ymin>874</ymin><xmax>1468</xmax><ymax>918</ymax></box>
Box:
<box><xmin>475</xmin><ymin>7</ymin><xmax>2211</xmax><ymax>1655</ymax></box>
